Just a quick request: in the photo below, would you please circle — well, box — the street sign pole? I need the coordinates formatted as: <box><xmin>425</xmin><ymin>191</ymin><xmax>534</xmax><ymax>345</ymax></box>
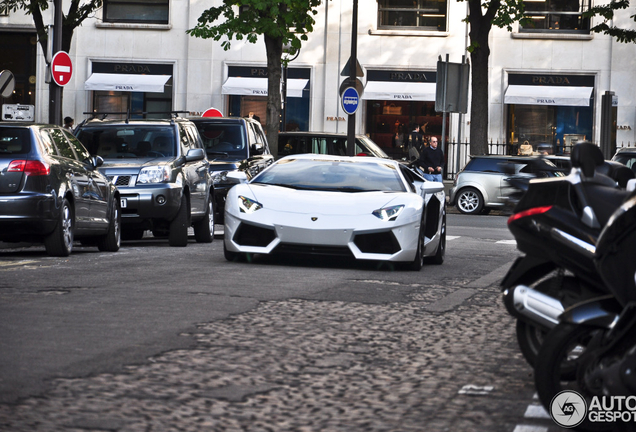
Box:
<box><xmin>347</xmin><ymin>0</ymin><xmax>358</xmax><ymax>156</ymax></box>
<box><xmin>49</xmin><ymin>0</ymin><xmax>63</xmax><ymax>125</ymax></box>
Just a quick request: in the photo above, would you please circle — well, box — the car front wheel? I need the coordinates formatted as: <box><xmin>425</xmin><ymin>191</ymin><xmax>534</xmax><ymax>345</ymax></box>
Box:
<box><xmin>193</xmin><ymin>195</ymin><xmax>214</xmax><ymax>243</ymax></box>
<box><xmin>169</xmin><ymin>194</ymin><xmax>189</xmax><ymax>247</ymax></box>
<box><xmin>456</xmin><ymin>187</ymin><xmax>484</xmax><ymax>215</ymax></box>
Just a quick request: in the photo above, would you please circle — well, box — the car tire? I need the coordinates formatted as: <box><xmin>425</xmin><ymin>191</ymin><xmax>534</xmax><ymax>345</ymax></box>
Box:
<box><xmin>169</xmin><ymin>194</ymin><xmax>189</xmax><ymax>247</ymax></box>
<box><xmin>456</xmin><ymin>187</ymin><xmax>484</xmax><ymax>215</ymax></box>
<box><xmin>223</xmin><ymin>241</ymin><xmax>244</xmax><ymax>262</ymax></box>
<box><xmin>425</xmin><ymin>210</ymin><xmax>446</xmax><ymax>265</ymax></box>
<box><xmin>193</xmin><ymin>195</ymin><xmax>214</xmax><ymax>243</ymax></box>
<box><xmin>44</xmin><ymin>198</ymin><xmax>74</xmax><ymax>257</ymax></box>
<box><xmin>97</xmin><ymin>201</ymin><xmax>121</xmax><ymax>252</ymax></box>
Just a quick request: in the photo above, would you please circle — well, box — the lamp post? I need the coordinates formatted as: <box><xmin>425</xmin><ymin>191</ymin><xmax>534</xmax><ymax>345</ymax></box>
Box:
<box><xmin>281</xmin><ymin>45</ymin><xmax>300</xmax><ymax>132</ymax></box>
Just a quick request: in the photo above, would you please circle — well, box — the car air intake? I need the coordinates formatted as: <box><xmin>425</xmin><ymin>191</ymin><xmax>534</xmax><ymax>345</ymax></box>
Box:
<box><xmin>353</xmin><ymin>231</ymin><xmax>401</xmax><ymax>254</ymax></box>
<box><xmin>233</xmin><ymin>222</ymin><xmax>276</xmax><ymax>247</ymax></box>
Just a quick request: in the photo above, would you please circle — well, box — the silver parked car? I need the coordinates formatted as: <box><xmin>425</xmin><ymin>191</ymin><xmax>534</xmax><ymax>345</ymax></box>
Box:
<box><xmin>449</xmin><ymin>156</ymin><xmax>566</xmax><ymax>215</ymax></box>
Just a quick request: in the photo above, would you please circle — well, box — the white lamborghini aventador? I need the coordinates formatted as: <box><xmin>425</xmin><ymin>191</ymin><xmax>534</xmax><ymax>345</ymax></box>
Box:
<box><xmin>223</xmin><ymin>154</ymin><xmax>446</xmax><ymax>270</ymax></box>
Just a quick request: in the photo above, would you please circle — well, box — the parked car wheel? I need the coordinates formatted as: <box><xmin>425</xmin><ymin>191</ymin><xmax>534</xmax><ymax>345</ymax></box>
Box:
<box><xmin>44</xmin><ymin>198</ymin><xmax>74</xmax><ymax>257</ymax></box>
<box><xmin>97</xmin><ymin>201</ymin><xmax>121</xmax><ymax>252</ymax></box>
<box><xmin>456</xmin><ymin>187</ymin><xmax>484</xmax><ymax>214</ymax></box>
<box><xmin>193</xmin><ymin>195</ymin><xmax>214</xmax><ymax>243</ymax></box>
<box><xmin>169</xmin><ymin>194</ymin><xmax>189</xmax><ymax>247</ymax></box>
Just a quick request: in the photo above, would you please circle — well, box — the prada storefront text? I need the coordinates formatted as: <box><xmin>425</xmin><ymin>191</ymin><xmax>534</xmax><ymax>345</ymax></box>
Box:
<box><xmin>362</xmin><ymin>69</ymin><xmax>447</xmax><ymax>158</ymax></box>
<box><xmin>222</xmin><ymin>66</ymin><xmax>310</xmax><ymax>131</ymax></box>
<box><xmin>505</xmin><ymin>73</ymin><xmax>594</xmax><ymax>155</ymax></box>
<box><xmin>85</xmin><ymin>62</ymin><xmax>173</xmax><ymax>118</ymax></box>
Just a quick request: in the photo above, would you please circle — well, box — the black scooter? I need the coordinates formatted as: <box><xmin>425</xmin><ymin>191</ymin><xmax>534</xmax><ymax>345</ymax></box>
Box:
<box><xmin>534</xmin><ymin>188</ymin><xmax>636</xmax><ymax>432</ymax></box>
<box><xmin>501</xmin><ymin>143</ymin><xmax>634</xmax><ymax>366</ymax></box>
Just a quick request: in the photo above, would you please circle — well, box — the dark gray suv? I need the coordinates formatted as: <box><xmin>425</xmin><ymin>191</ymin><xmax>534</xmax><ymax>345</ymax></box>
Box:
<box><xmin>190</xmin><ymin>116</ymin><xmax>274</xmax><ymax>222</ymax></box>
<box><xmin>75</xmin><ymin>115</ymin><xmax>214</xmax><ymax>246</ymax></box>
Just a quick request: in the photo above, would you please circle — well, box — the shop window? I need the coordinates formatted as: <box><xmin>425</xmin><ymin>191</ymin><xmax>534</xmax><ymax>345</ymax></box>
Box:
<box><xmin>103</xmin><ymin>0</ymin><xmax>169</xmax><ymax>24</ymax></box>
<box><xmin>378</xmin><ymin>0</ymin><xmax>448</xmax><ymax>32</ymax></box>
<box><xmin>520</xmin><ymin>0</ymin><xmax>590</xmax><ymax>32</ymax></box>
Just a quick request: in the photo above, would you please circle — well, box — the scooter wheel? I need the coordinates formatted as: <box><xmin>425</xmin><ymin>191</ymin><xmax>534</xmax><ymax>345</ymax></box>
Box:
<box><xmin>535</xmin><ymin>323</ymin><xmax>610</xmax><ymax>432</ymax></box>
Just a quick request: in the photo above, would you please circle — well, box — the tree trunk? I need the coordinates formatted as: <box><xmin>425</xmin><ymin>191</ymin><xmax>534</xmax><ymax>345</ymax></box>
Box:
<box><xmin>468</xmin><ymin>0</ymin><xmax>498</xmax><ymax>155</ymax></box>
<box><xmin>264</xmin><ymin>34</ymin><xmax>282</xmax><ymax>158</ymax></box>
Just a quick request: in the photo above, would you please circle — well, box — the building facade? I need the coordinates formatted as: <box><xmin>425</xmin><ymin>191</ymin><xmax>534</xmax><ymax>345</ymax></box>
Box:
<box><xmin>1</xmin><ymin>0</ymin><xmax>635</xmax><ymax>163</ymax></box>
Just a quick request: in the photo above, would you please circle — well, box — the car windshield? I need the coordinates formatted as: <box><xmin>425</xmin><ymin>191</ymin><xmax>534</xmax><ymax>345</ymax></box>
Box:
<box><xmin>357</xmin><ymin>135</ymin><xmax>389</xmax><ymax>158</ymax></box>
<box><xmin>195</xmin><ymin>123</ymin><xmax>247</xmax><ymax>158</ymax></box>
<box><xmin>613</xmin><ymin>154</ymin><xmax>636</xmax><ymax>170</ymax></box>
<box><xmin>0</xmin><ymin>128</ymin><xmax>30</xmax><ymax>156</ymax></box>
<box><xmin>252</xmin><ymin>158</ymin><xmax>407</xmax><ymax>192</ymax></box>
<box><xmin>76</xmin><ymin>126</ymin><xmax>176</xmax><ymax>159</ymax></box>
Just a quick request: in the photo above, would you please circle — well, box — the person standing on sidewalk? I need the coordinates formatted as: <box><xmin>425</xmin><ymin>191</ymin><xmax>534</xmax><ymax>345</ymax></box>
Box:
<box><xmin>418</xmin><ymin>136</ymin><xmax>444</xmax><ymax>182</ymax></box>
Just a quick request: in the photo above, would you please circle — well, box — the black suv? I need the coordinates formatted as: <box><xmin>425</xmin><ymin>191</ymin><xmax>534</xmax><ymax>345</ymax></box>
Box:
<box><xmin>75</xmin><ymin>115</ymin><xmax>214</xmax><ymax>246</ymax></box>
<box><xmin>190</xmin><ymin>117</ymin><xmax>274</xmax><ymax>221</ymax></box>
<box><xmin>0</xmin><ymin>122</ymin><xmax>120</xmax><ymax>256</ymax></box>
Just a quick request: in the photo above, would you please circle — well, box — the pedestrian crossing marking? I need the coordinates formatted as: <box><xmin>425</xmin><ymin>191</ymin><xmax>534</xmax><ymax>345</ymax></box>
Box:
<box><xmin>497</xmin><ymin>239</ymin><xmax>517</xmax><ymax>245</ymax></box>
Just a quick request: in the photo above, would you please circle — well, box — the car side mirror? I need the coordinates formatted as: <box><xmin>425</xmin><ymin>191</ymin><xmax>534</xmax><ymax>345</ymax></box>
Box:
<box><xmin>421</xmin><ymin>181</ymin><xmax>444</xmax><ymax>194</ymax></box>
<box><xmin>251</xmin><ymin>143</ymin><xmax>264</xmax><ymax>155</ymax></box>
<box><xmin>185</xmin><ymin>148</ymin><xmax>206</xmax><ymax>162</ymax></box>
<box><xmin>91</xmin><ymin>155</ymin><xmax>104</xmax><ymax>169</ymax></box>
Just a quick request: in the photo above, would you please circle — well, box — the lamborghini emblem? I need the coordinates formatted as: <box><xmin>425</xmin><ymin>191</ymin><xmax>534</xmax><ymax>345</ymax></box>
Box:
<box><xmin>311</xmin><ymin>217</ymin><xmax>318</xmax><ymax>221</ymax></box>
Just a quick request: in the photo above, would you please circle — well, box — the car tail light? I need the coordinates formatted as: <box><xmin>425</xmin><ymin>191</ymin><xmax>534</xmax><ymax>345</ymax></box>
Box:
<box><xmin>8</xmin><ymin>160</ymin><xmax>51</xmax><ymax>176</ymax></box>
<box><xmin>507</xmin><ymin>206</ymin><xmax>553</xmax><ymax>225</ymax></box>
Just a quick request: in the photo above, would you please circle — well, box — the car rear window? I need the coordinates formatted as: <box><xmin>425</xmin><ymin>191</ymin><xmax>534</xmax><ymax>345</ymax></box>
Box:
<box><xmin>76</xmin><ymin>126</ymin><xmax>177</xmax><ymax>158</ymax></box>
<box><xmin>0</xmin><ymin>128</ymin><xmax>30</xmax><ymax>156</ymax></box>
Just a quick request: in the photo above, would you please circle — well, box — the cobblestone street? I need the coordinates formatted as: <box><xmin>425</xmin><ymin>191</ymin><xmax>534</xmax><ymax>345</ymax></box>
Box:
<box><xmin>0</xmin><ymin>282</ymin><xmax>538</xmax><ymax>432</ymax></box>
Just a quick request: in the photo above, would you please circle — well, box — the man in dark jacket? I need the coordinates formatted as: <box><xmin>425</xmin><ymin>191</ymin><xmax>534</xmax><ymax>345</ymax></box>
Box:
<box><xmin>418</xmin><ymin>136</ymin><xmax>444</xmax><ymax>182</ymax></box>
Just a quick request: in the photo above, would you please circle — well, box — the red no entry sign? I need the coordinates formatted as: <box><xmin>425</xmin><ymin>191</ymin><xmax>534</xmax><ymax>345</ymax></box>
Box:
<box><xmin>51</xmin><ymin>51</ymin><xmax>73</xmax><ymax>87</ymax></box>
<box><xmin>202</xmin><ymin>107</ymin><xmax>223</xmax><ymax>118</ymax></box>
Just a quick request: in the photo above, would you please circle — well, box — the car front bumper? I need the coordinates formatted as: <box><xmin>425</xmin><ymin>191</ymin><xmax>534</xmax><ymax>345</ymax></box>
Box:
<box><xmin>224</xmin><ymin>209</ymin><xmax>438</xmax><ymax>263</ymax></box>
<box><xmin>118</xmin><ymin>184</ymin><xmax>182</xmax><ymax>223</ymax></box>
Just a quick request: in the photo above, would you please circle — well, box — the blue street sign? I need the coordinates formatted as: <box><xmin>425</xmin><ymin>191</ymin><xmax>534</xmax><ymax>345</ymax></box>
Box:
<box><xmin>341</xmin><ymin>87</ymin><xmax>359</xmax><ymax>115</ymax></box>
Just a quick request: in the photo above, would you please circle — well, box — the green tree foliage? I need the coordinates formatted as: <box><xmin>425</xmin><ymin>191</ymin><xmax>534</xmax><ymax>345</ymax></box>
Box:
<box><xmin>188</xmin><ymin>0</ymin><xmax>322</xmax><ymax>156</ymax></box>
<box><xmin>1</xmin><ymin>0</ymin><xmax>102</xmax><ymax>56</ymax></box>
<box><xmin>585</xmin><ymin>0</ymin><xmax>636</xmax><ymax>43</ymax></box>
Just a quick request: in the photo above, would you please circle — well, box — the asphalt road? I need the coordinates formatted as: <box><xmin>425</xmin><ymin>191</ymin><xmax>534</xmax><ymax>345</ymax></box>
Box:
<box><xmin>0</xmin><ymin>214</ymin><xmax>568</xmax><ymax>431</ymax></box>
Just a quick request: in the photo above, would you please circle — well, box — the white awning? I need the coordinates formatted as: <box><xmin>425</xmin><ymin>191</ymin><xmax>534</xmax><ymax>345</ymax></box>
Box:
<box><xmin>504</xmin><ymin>85</ymin><xmax>593</xmax><ymax>106</ymax></box>
<box><xmin>361</xmin><ymin>81</ymin><xmax>437</xmax><ymax>101</ymax></box>
<box><xmin>221</xmin><ymin>77</ymin><xmax>308</xmax><ymax>98</ymax></box>
<box><xmin>85</xmin><ymin>73</ymin><xmax>171</xmax><ymax>93</ymax></box>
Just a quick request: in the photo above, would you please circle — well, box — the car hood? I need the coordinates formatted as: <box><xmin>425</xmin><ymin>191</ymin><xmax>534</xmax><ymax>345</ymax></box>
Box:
<box><xmin>209</xmin><ymin>160</ymin><xmax>241</xmax><ymax>172</ymax></box>
<box><xmin>99</xmin><ymin>157</ymin><xmax>173</xmax><ymax>174</ymax></box>
<box><xmin>240</xmin><ymin>183</ymin><xmax>410</xmax><ymax>215</ymax></box>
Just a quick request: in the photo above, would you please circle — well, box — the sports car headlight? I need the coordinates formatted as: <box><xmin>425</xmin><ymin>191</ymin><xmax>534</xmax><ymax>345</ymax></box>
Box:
<box><xmin>238</xmin><ymin>195</ymin><xmax>263</xmax><ymax>213</ymax></box>
<box><xmin>137</xmin><ymin>166</ymin><xmax>170</xmax><ymax>183</ymax></box>
<box><xmin>372</xmin><ymin>205</ymin><xmax>404</xmax><ymax>221</ymax></box>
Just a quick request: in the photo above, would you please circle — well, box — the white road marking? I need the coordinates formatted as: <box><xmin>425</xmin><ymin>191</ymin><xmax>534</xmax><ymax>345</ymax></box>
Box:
<box><xmin>513</xmin><ymin>426</ymin><xmax>548</xmax><ymax>432</ymax></box>
<box><xmin>447</xmin><ymin>235</ymin><xmax>460</xmax><ymax>240</ymax></box>
<box><xmin>524</xmin><ymin>404</ymin><xmax>550</xmax><ymax>419</ymax></box>
<box><xmin>497</xmin><ymin>239</ymin><xmax>517</xmax><ymax>245</ymax></box>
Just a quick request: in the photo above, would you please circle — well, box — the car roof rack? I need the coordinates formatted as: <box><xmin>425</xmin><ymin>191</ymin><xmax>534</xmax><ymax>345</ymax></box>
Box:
<box><xmin>81</xmin><ymin>110</ymin><xmax>190</xmax><ymax>124</ymax></box>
